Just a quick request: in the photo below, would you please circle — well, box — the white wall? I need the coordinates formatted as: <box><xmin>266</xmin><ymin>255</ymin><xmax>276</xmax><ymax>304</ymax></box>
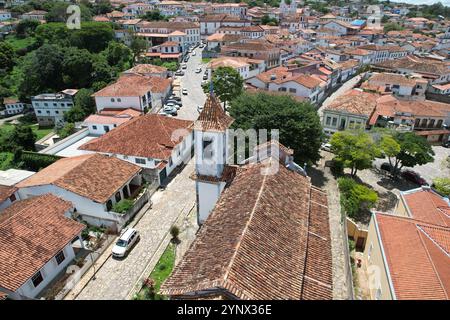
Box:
<box><xmin>95</xmin><ymin>96</ymin><xmax>145</xmax><ymax>112</ymax></box>
<box><xmin>14</xmin><ymin>242</ymin><xmax>76</xmax><ymax>299</ymax></box>
<box><xmin>197</xmin><ymin>180</ymin><xmax>225</xmax><ymax>224</ymax></box>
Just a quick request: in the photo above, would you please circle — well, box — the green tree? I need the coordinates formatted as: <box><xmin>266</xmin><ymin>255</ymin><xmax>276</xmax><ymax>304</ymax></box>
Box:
<box><xmin>57</xmin><ymin>122</ymin><xmax>76</xmax><ymax>139</ymax></box>
<box><xmin>330</xmin><ymin>130</ymin><xmax>380</xmax><ymax>177</ymax></box>
<box><xmin>8</xmin><ymin>125</ymin><xmax>37</xmax><ymax>151</ymax></box>
<box><xmin>432</xmin><ymin>177</ymin><xmax>450</xmax><ymax>196</ymax></box>
<box><xmin>204</xmin><ymin>67</ymin><xmax>243</xmax><ymax>109</ymax></box>
<box><xmin>74</xmin><ymin>88</ymin><xmax>95</xmax><ymax>116</ymax></box>
<box><xmin>130</xmin><ymin>37</ymin><xmax>148</xmax><ymax>63</ymax></box>
<box><xmin>229</xmin><ymin>92</ymin><xmax>324</xmax><ymax>165</ymax></box>
<box><xmin>102</xmin><ymin>41</ymin><xmax>133</xmax><ymax>70</ymax></box>
<box><xmin>140</xmin><ymin>10</ymin><xmax>168</xmax><ymax>21</ymax></box>
<box><xmin>45</xmin><ymin>2</ymin><xmax>92</xmax><ymax>23</ymax></box>
<box><xmin>389</xmin><ymin>132</ymin><xmax>434</xmax><ymax>177</ymax></box>
<box><xmin>62</xmin><ymin>47</ymin><xmax>94</xmax><ymax>88</ymax></box>
<box><xmin>0</xmin><ymin>42</ymin><xmax>15</xmax><ymax>71</ymax></box>
<box><xmin>69</xmin><ymin>22</ymin><xmax>114</xmax><ymax>53</ymax></box>
<box><xmin>384</xmin><ymin>22</ymin><xmax>404</xmax><ymax>33</ymax></box>
<box><xmin>379</xmin><ymin>135</ymin><xmax>400</xmax><ymax>174</ymax></box>
<box><xmin>18</xmin><ymin>44</ymin><xmax>65</xmax><ymax>99</ymax></box>
<box><xmin>16</xmin><ymin>20</ymin><xmax>40</xmax><ymax>38</ymax></box>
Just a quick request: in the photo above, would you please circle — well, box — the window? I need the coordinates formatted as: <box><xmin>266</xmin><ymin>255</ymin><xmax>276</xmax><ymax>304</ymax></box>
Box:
<box><xmin>92</xmin><ymin>125</ymin><xmax>97</xmax><ymax>130</ymax></box>
<box><xmin>437</xmin><ymin>120</ymin><xmax>443</xmax><ymax>128</ymax></box>
<box><xmin>115</xmin><ymin>192</ymin><xmax>121</xmax><ymax>202</ymax></box>
<box><xmin>332</xmin><ymin>117</ymin><xmax>338</xmax><ymax>127</ymax></box>
<box><xmin>202</xmin><ymin>138</ymin><xmax>213</xmax><ymax>159</ymax></box>
<box><xmin>55</xmin><ymin>250</ymin><xmax>65</xmax><ymax>265</ymax></box>
<box><xmin>135</xmin><ymin>158</ymin><xmax>146</xmax><ymax>165</ymax></box>
<box><xmin>111</xmin><ymin>98</ymin><xmax>115</xmax><ymax>102</ymax></box>
<box><xmin>289</xmin><ymin>88</ymin><xmax>297</xmax><ymax>93</ymax></box>
<box><xmin>106</xmin><ymin>200</ymin><xmax>113</xmax><ymax>211</ymax></box>
<box><xmin>326</xmin><ymin>116</ymin><xmax>332</xmax><ymax>126</ymax></box>
<box><xmin>117</xmin><ymin>98</ymin><xmax>121</xmax><ymax>102</ymax></box>
<box><xmin>55</xmin><ymin>110</ymin><xmax>59</xmax><ymax>114</ymax></box>
<box><xmin>37</xmin><ymin>110</ymin><xmax>42</xmax><ymax>114</ymax></box>
<box><xmin>169</xmin><ymin>157</ymin><xmax>173</xmax><ymax>166</ymax></box>
<box><xmin>31</xmin><ymin>271</ymin><xmax>44</xmax><ymax>288</ymax></box>
<box><xmin>9</xmin><ymin>193</ymin><xmax>16</xmax><ymax>202</ymax></box>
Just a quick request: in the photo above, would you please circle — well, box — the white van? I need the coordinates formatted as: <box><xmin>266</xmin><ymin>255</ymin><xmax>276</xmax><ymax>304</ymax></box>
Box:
<box><xmin>112</xmin><ymin>228</ymin><xmax>139</xmax><ymax>258</ymax></box>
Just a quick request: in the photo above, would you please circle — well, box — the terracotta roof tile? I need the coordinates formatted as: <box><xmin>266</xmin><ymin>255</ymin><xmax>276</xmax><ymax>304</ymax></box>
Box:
<box><xmin>93</xmin><ymin>74</ymin><xmax>172</xmax><ymax>97</ymax></box>
<box><xmin>0</xmin><ymin>194</ymin><xmax>85</xmax><ymax>292</ymax></box>
<box><xmin>0</xmin><ymin>185</ymin><xmax>17</xmax><ymax>204</ymax></box>
<box><xmin>403</xmin><ymin>188</ymin><xmax>450</xmax><ymax>227</ymax></box>
<box><xmin>81</xmin><ymin>114</ymin><xmax>193</xmax><ymax>160</ymax></box>
<box><xmin>17</xmin><ymin>154</ymin><xmax>141</xmax><ymax>203</ymax></box>
<box><xmin>194</xmin><ymin>93</ymin><xmax>234</xmax><ymax>132</ymax></box>
<box><xmin>325</xmin><ymin>89</ymin><xmax>379</xmax><ymax>117</ymax></box>
<box><xmin>375</xmin><ymin>213</ymin><xmax>450</xmax><ymax>300</ymax></box>
<box><xmin>160</xmin><ymin>159</ymin><xmax>332</xmax><ymax>299</ymax></box>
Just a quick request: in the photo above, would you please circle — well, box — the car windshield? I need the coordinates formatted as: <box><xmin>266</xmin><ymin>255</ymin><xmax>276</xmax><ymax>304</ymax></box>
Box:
<box><xmin>116</xmin><ymin>239</ymin><xmax>127</xmax><ymax>247</ymax></box>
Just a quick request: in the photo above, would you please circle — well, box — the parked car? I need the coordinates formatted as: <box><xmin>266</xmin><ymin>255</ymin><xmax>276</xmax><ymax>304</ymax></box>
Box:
<box><xmin>199</xmin><ymin>44</ymin><xmax>205</xmax><ymax>48</ymax></box>
<box><xmin>168</xmin><ymin>95</ymin><xmax>181</xmax><ymax>102</ymax></box>
<box><xmin>320</xmin><ymin>143</ymin><xmax>332</xmax><ymax>152</ymax></box>
<box><xmin>181</xmin><ymin>64</ymin><xmax>187</xmax><ymax>70</ymax></box>
<box><xmin>401</xmin><ymin>170</ymin><xmax>428</xmax><ymax>186</ymax></box>
<box><xmin>182</xmin><ymin>88</ymin><xmax>188</xmax><ymax>95</ymax></box>
<box><xmin>443</xmin><ymin>140</ymin><xmax>450</xmax><ymax>148</ymax></box>
<box><xmin>112</xmin><ymin>228</ymin><xmax>139</xmax><ymax>258</ymax></box>
<box><xmin>183</xmin><ymin>56</ymin><xmax>189</xmax><ymax>62</ymax></box>
<box><xmin>202</xmin><ymin>73</ymin><xmax>208</xmax><ymax>80</ymax></box>
<box><xmin>166</xmin><ymin>99</ymin><xmax>182</xmax><ymax>108</ymax></box>
<box><xmin>195</xmin><ymin>67</ymin><xmax>202</xmax><ymax>73</ymax></box>
<box><xmin>165</xmin><ymin>102</ymin><xmax>180</xmax><ymax>110</ymax></box>
<box><xmin>197</xmin><ymin>105</ymin><xmax>203</xmax><ymax>113</ymax></box>
<box><xmin>175</xmin><ymin>70</ymin><xmax>184</xmax><ymax>76</ymax></box>
<box><xmin>192</xmin><ymin>51</ymin><xmax>196</xmax><ymax>56</ymax></box>
<box><xmin>163</xmin><ymin>105</ymin><xmax>178</xmax><ymax>116</ymax></box>
<box><xmin>380</xmin><ymin>162</ymin><xmax>393</xmax><ymax>173</ymax></box>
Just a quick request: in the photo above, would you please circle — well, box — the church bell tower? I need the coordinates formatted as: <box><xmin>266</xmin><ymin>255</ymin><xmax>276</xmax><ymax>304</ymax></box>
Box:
<box><xmin>193</xmin><ymin>87</ymin><xmax>234</xmax><ymax>225</ymax></box>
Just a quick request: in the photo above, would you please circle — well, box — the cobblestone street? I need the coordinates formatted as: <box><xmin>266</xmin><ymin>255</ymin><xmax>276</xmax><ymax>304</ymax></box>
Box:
<box><xmin>310</xmin><ymin>151</ymin><xmax>352</xmax><ymax>300</ymax></box>
<box><xmin>72</xmin><ymin>159</ymin><xmax>196</xmax><ymax>300</ymax></box>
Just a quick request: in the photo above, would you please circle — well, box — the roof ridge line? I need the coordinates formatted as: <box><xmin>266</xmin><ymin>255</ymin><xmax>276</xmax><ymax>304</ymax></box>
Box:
<box><xmin>417</xmin><ymin>225</ymin><xmax>450</xmax><ymax>257</ymax></box>
<box><xmin>221</xmin><ymin>160</ymin><xmax>270</xmax><ymax>284</ymax></box>
<box><xmin>416</xmin><ymin>227</ymin><xmax>449</xmax><ymax>299</ymax></box>
<box><xmin>300</xmin><ymin>182</ymin><xmax>313</xmax><ymax>299</ymax></box>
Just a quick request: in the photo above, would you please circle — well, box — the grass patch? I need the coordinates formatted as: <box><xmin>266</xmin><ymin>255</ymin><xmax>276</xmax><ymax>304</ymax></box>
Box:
<box><xmin>0</xmin><ymin>123</ymin><xmax>54</xmax><ymax>141</ymax></box>
<box><xmin>0</xmin><ymin>152</ymin><xmax>14</xmax><ymax>170</ymax></box>
<box><xmin>5</xmin><ymin>35</ymin><xmax>36</xmax><ymax>51</ymax></box>
<box><xmin>134</xmin><ymin>243</ymin><xmax>176</xmax><ymax>300</ymax></box>
<box><xmin>30</xmin><ymin>124</ymin><xmax>54</xmax><ymax>140</ymax></box>
<box><xmin>202</xmin><ymin>57</ymin><xmax>212</xmax><ymax>64</ymax></box>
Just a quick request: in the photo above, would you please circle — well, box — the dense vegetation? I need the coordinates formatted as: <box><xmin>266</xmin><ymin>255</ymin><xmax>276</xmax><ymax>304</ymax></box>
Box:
<box><xmin>229</xmin><ymin>92</ymin><xmax>324</xmax><ymax>165</ymax></box>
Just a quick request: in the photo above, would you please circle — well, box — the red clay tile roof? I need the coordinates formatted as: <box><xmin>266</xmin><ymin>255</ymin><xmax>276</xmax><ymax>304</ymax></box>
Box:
<box><xmin>325</xmin><ymin>89</ymin><xmax>379</xmax><ymax>117</ymax></box>
<box><xmin>160</xmin><ymin>158</ymin><xmax>332</xmax><ymax>299</ymax></box>
<box><xmin>0</xmin><ymin>185</ymin><xmax>17</xmax><ymax>204</ymax></box>
<box><xmin>80</xmin><ymin>114</ymin><xmax>193</xmax><ymax>160</ymax></box>
<box><xmin>375</xmin><ymin>213</ymin><xmax>450</xmax><ymax>300</ymax></box>
<box><xmin>0</xmin><ymin>194</ymin><xmax>85</xmax><ymax>292</ymax></box>
<box><xmin>93</xmin><ymin>74</ymin><xmax>172</xmax><ymax>96</ymax></box>
<box><xmin>17</xmin><ymin>154</ymin><xmax>141</xmax><ymax>204</ymax></box>
<box><xmin>194</xmin><ymin>93</ymin><xmax>234</xmax><ymax>132</ymax></box>
<box><xmin>402</xmin><ymin>188</ymin><xmax>450</xmax><ymax>227</ymax></box>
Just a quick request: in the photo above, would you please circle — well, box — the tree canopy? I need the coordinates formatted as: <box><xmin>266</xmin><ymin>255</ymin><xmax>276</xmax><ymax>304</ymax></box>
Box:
<box><xmin>228</xmin><ymin>92</ymin><xmax>324</xmax><ymax>165</ymax></box>
<box><xmin>203</xmin><ymin>67</ymin><xmax>243</xmax><ymax>109</ymax></box>
<box><xmin>330</xmin><ymin>130</ymin><xmax>380</xmax><ymax>177</ymax></box>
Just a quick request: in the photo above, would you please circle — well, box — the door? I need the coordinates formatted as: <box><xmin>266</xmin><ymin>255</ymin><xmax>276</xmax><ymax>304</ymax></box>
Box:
<box><xmin>159</xmin><ymin>167</ymin><xmax>167</xmax><ymax>184</ymax></box>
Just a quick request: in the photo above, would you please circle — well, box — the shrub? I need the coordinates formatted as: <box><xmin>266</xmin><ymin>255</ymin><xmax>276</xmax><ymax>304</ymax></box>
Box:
<box><xmin>433</xmin><ymin>177</ymin><xmax>450</xmax><ymax>197</ymax></box>
<box><xmin>170</xmin><ymin>225</ymin><xmax>180</xmax><ymax>242</ymax></box>
<box><xmin>111</xmin><ymin>199</ymin><xmax>134</xmax><ymax>213</ymax></box>
<box><xmin>19</xmin><ymin>151</ymin><xmax>60</xmax><ymax>171</ymax></box>
<box><xmin>337</xmin><ymin>177</ymin><xmax>378</xmax><ymax>218</ymax></box>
